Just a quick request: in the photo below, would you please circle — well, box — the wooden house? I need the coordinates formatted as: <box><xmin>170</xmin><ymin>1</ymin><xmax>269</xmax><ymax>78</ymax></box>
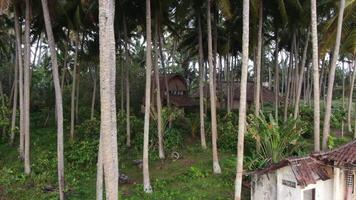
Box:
<box><xmin>142</xmin><ymin>74</ymin><xmax>197</xmax><ymax>110</ymax></box>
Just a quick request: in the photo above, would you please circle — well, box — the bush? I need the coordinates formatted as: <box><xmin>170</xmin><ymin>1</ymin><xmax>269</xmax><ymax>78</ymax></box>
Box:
<box><xmin>247</xmin><ymin>113</ymin><xmax>307</xmax><ymax>165</ymax></box>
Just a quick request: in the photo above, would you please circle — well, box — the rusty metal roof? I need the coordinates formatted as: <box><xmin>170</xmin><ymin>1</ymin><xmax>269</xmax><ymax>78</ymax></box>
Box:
<box><xmin>316</xmin><ymin>140</ymin><xmax>356</xmax><ymax>167</ymax></box>
<box><xmin>254</xmin><ymin>156</ymin><xmax>331</xmax><ymax>187</ymax></box>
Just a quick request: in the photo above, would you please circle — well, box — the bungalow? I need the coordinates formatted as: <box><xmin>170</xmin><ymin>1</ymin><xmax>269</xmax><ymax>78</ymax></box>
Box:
<box><xmin>251</xmin><ymin>140</ymin><xmax>356</xmax><ymax>200</ymax></box>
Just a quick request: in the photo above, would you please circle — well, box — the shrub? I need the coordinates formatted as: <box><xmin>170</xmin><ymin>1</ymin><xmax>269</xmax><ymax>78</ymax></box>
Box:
<box><xmin>247</xmin><ymin>113</ymin><xmax>307</xmax><ymax>164</ymax></box>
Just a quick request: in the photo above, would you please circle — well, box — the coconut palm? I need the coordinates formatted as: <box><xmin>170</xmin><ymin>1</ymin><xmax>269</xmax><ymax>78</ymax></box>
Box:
<box><xmin>98</xmin><ymin>0</ymin><xmax>119</xmax><ymax>199</ymax></box>
<box><xmin>40</xmin><ymin>0</ymin><xmax>65</xmax><ymax>198</ymax></box>
<box><xmin>311</xmin><ymin>0</ymin><xmax>321</xmax><ymax>152</ymax></box>
<box><xmin>322</xmin><ymin>0</ymin><xmax>345</xmax><ymax>150</ymax></box>
<box><xmin>234</xmin><ymin>0</ymin><xmax>249</xmax><ymax>199</ymax></box>
<box><xmin>143</xmin><ymin>0</ymin><xmax>153</xmax><ymax>193</ymax></box>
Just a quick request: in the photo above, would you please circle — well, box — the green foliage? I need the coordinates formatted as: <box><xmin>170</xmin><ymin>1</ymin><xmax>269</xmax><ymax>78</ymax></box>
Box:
<box><xmin>327</xmin><ymin>135</ymin><xmax>350</xmax><ymax>150</ymax></box>
<box><xmin>248</xmin><ymin>113</ymin><xmax>307</xmax><ymax>164</ymax></box>
<box><xmin>0</xmin><ymin>95</ymin><xmax>11</xmax><ymax>137</ymax></box>
<box><xmin>217</xmin><ymin>112</ymin><xmax>238</xmax><ymax>152</ymax></box>
<box><xmin>66</xmin><ymin>140</ymin><xmax>99</xmax><ymax>167</ymax></box>
<box><xmin>75</xmin><ymin>118</ymin><xmax>100</xmax><ymax>139</ymax></box>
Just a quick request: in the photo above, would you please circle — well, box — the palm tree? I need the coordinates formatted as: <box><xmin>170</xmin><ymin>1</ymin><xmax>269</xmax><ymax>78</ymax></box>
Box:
<box><xmin>143</xmin><ymin>0</ymin><xmax>153</xmax><ymax>193</ymax></box>
<box><xmin>123</xmin><ymin>13</ymin><xmax>131</xmax><ymax>147</ymax></box>
<box><xmin>14</xmin><ymin>5</ymin><xmax>24</xmax><ymax>159</ymax></box>
<box><xmin>198</xmin><ymin>14</ymin><xmax>207</xmax><ymax>149</ymax></box>
<box><xmin>293</xmin><ymin>30</ymin><xmax>310</xmax><ymax>119</ymax></box>
<box><xmin>311</xmin><ymin>0</ymin><xmax>321</xmax><ymax>152</ymax></box>
<box><xmin>40</xmin><ymin>0</ymin><xmax>65</xmax><ymax>198</ymax></box>
<box><xmin>154</xmin><ymin>16</ymin><xmax>165</xmax><ymax>159</ymax></box>
<box><xmin>322</xmin><ymin>0</ymin><xmax>345</xmax><ymax>150</ymax></box>
<box><xmin>207</xmin><ymin>0</ymin><xmax>221</xmax><ymax>174</ymax></box>
<box><xmin>24</xmin><ymin>0</ymin><xmax>31</xmax><ymax>174</ymax></box>
<box><xmin>234</xmin><ymin>0</ymin><xmax>249</xmax><ymax>198</ymax></box>
<box><xmin>98</xmin><ymin>0</ymin><xmax>119</xmax><ymax>199</ymax></box>
<box><xmin>70</xmin><ymin>32</ymin><xmax>80</xmax><ymax>141</ymax></box>
<box><xmin>254</xmin><ymin>0</ymin><xmax>262</xmax><ymax>117</ymax></box>
<box><xmin>348</xmin><ymin>62</ymin><xmax>356</xmax><ymax>133</ymax></box>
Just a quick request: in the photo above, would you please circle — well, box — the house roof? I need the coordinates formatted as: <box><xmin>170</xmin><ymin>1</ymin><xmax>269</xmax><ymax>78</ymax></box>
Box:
<box><xmin>193</xmin><ymin>81</ymin><xmax>280</xmax><ymax>103</ymax></box>
<box><xmin>254</xmin><ymin>156</ymin><xmax>331</xmax><ymax>187</ymax></box>
<box><xmin>315</xmin><ymin>140</ymin><xmax>356</xmax><ymax>167</ymax></box>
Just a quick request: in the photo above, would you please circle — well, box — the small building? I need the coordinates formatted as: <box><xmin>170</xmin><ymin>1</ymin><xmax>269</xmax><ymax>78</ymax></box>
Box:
<box><xmin>194</xmin><ymin>81</ymin><xmax>280</xmax><ymax>109</ymax></box>
<box><xmin>251</xmin><ymin>140</ymin><xmax>356</xmax><ymax>200</ymax></box>
<box><xmin>142</xmin><ymin>74</ymin><xmax>197</xmax><ymax>111</ymax></box>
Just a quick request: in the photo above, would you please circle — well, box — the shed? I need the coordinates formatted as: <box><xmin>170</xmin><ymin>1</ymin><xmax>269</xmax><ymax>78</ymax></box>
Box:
<box><xmin>251</xmin><ymin>156</ymin><xmax>333</xmax><ymax>200</ymax></box>
<box><xmin>251</xmin><ymin>140</ymin><xmax>356</xmax><ymax>200</ymax></box>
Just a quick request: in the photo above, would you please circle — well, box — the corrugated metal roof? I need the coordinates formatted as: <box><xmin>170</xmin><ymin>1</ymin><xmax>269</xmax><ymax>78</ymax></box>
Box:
<box><xmin>316</xmin><ymin>140</ymin><xmax>356</xmax><ymax>167</ymax></box>
<box><xmin>254</xmin><ymin>156</ymin><xmax>331</xmax><ymax>187</ymax></box>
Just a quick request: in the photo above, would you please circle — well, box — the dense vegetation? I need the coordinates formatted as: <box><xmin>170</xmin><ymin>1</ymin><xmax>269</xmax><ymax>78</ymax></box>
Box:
<box><xmin>0</xmin><ymin>0</ymin><xmax>355</xmax><ymax>199</ymax></box>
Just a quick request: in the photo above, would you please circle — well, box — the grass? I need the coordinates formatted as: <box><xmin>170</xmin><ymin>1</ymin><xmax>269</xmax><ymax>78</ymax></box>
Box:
<box><xmin>0</xmin><ymin>126</ymin><xmax>248</xmax><ymax>200</ymax></box>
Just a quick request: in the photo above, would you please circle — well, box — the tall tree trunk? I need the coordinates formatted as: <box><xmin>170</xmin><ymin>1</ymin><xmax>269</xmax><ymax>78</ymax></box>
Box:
<box><xmin>234</xmin><ymin>0</ymin><xmax>249</xmax><ymax>198</ymax></box>
<box><xmin>342</xmin><ymin>62</ymin><xmax>345</xmax><ymax>137</ymax></box>
<box><xmin>143</xmin><ymin>0</ymin><xmax>153</xmax><ymax>193</ymax></box>
<box><xmin>274</xmin><ymin>36</ymin><xmax>279</xmax><ymax>120</ymax></box>
<box><xmin>207</xmin><ymin>0</ymin><xmax>221</xmax><ymax>174</ymax></box>
<box><xmin>60</xmin><ymin>31</ymin><xmax>69</xmax><ymax>92</ymax></box>
<box><xmin>98</xmin><ymin>0</ymin><xmax>119</xmax><ymax>199</ymax></box>
<box><xmin>311</xmin><ymin>0</ymin><xmax>321</xmax><ymax>152</ymax></box>
<box><xmin>226</xmin><ymin>55</ymin><xmax>231</xmax><ymax>112</ymax></box>
<box><xmin>70</xmin><ymin>32</ymin><xmax>79</xmax><ymax>141</ymax></box>
<box><xmin>198</xmin><ymin>15</ymin><xmax>207</xmax><ymax>149</ymax></box>
<box><xmin>24</xmin><ymin>0</ymin><xmax>31</xmax><ymax>174</ymax></box>
<box><xmin>322</xmin><ymin>0</ymin><xmax>345</xmax><ymax>150</ymax></box>
<box><xmin>284</xmin><ymin>34</ymin><xmax>295</xmax><ymax>121</ymax></box>
<box><xmin>348</xmin><ymin>61</ymin><xmax>356</xmax><ymax>133</ymax></box>
<box><xmin>254</xmin><ymin>0</ymin><xmax>262</xmax><ymax>116</ymax></box>
<box><xmin>10</xmin><ymin>44</ymin><xmax>19</xmax><ymax>144</ymax></box>
<box><xmin>294</xmin><ymin>31</ymin><xmax>310</xmax><ymax>119</ymax></box>
<box><xmin>91</xmin><ymin>71</ymin><xmax>97</xmax><ymax>120</ymax></box>
<box><xmin>123</xmin><ymin>15</ymin><xmax>131</xmax><ymax>147</ymax></box>
<box><xmin>14</xmin><ymin>6</ymin><xmax>24</xmax><ymax>159</ymax></box>
<box><xmin>154</xmin><ymin>17</ymin><xmax>165</xmax><ymax>159</ymax></box>
<box><xmin>75</xmin><ymin>67</ymin><xmax>80</xmax><ymax>122</ymax></box>
<box><xmin>96</xmin><ymin>129</ymin><xmax>103</xmax><ymax>200</ymax></box>
<box><xmin>41</xmin><ymin>0</ymin><xmax>65</xmax><ymax>198</ymax></box>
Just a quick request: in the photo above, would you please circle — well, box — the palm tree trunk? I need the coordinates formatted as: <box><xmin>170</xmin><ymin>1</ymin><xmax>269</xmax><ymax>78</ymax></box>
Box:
<box><xmin>198</xmin><ymin>15</ymin><xmax>207</xmax><ymax>149</ymax></box>
<box><xmin>234</xmin><ymin>0</ymin><xmax>249</xmax><ymax>198</ymax></box>
<box><xmin>143</xmin><ymin>0</ymin><xmax>153</xmax><ymax>193</ymax></box>
<box><xmin>90</xmin><ymin>71</ymin><xmax>97</xmax><ymax>120</ymax></box>
<box><xmin>96</xmin><ymin>129</ymin><xmax>103</xmax><ymax>200</ymax></box>
<box><xmin>254</xmin><ymin>1</ymin><xmax>262</xmax><ymax>116</ymax></box>
<box><xmin>70</xmin><ymin>32</ymin><xmax>79</xmax><ymax>141</ymax></box>
<box><xmin>41</xmin><ymin>0</ymin><xmax>65</xmax><ymax>198</ymax></box>
<box><xmin>154</xmin><ymin>18</ymin><xmax>165</xmax><ymax>159</ymax></box>
<box><xmin>207</xmin><ymin>0</ymin><xmax>221</xmax><ymax>174</ymax></box>
<box><xmin>274</xmin><ymin>35</ymin><xmax>279</xmax><ymax>120</ymax></box>
<box><xmin>348</xmin><ymin>61</ymin><xmax>356</xmax><ymax>133</ymax></box>
<box><xmin>284</xmin><ymin>34</ymin><xmax>295</xmax><ymax>121</ymax></box>
<box><xmin>98</xmin><ymin>0</ymin><xmax>119</xmax><ymax>199</ymax></box>
<box><xmin>24</xmin><ymin>0</ymin><xmax>31</xmax><ymax>175</ymax></box>
<box><xmin>75</xmin><ymin>67</ymin><xmax>80</xmax><ymax>122</ymax></box>
<box><xmin>226</xmin><ymin>55</ymin><xmax>231</xmax><ymax>112</ymax></box>
<box><xmin>10</xmin><ymin>45</ymin><xmax>19</xmax><ymax>144</ymax></box>
<box><xmin>14</xmin><ymin>6</ymin><xmax>24</xmax><ymax>159</ymax></box>
<box><xmin>123</xmin><ymin>14</ymin><xmax>131</xmax><ymax>147</ymax></box>
<box><xmin>311</xmin><ymin>0</ymin><xmax>321</xmax><ymax>152</ymax></box>
<box><xmin>294</xmin><ymin>31</ymin><xmax>310</xmax><ymax>119</ymax></box>
<box><xmin>322</xmin><ymin>0</ymin><xmax>345</xmax><ymax>150</ymax></box>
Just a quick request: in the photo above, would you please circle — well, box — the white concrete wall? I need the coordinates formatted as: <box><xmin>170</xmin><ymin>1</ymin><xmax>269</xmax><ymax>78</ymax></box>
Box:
<box><xmin>302</xmin><ymin>179</ymin><xmax>333</xmax><ymax>200</ymax></box>
<box><xmin>276</xmin><ymin>166</ymin><xmax>302</xmax><ymax>200</ymax></box>
<box><xmin>251</xmin><ymin>173</ymin><xmax>277</xmax><ymax>200</ymax></box>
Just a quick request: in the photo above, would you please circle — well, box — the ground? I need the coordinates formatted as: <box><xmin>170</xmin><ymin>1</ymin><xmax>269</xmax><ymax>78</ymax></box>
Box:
<box><xmin>0</xmin><ymin>127</ymin><xmax>250</xmax><ymax>200</ymax></box>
